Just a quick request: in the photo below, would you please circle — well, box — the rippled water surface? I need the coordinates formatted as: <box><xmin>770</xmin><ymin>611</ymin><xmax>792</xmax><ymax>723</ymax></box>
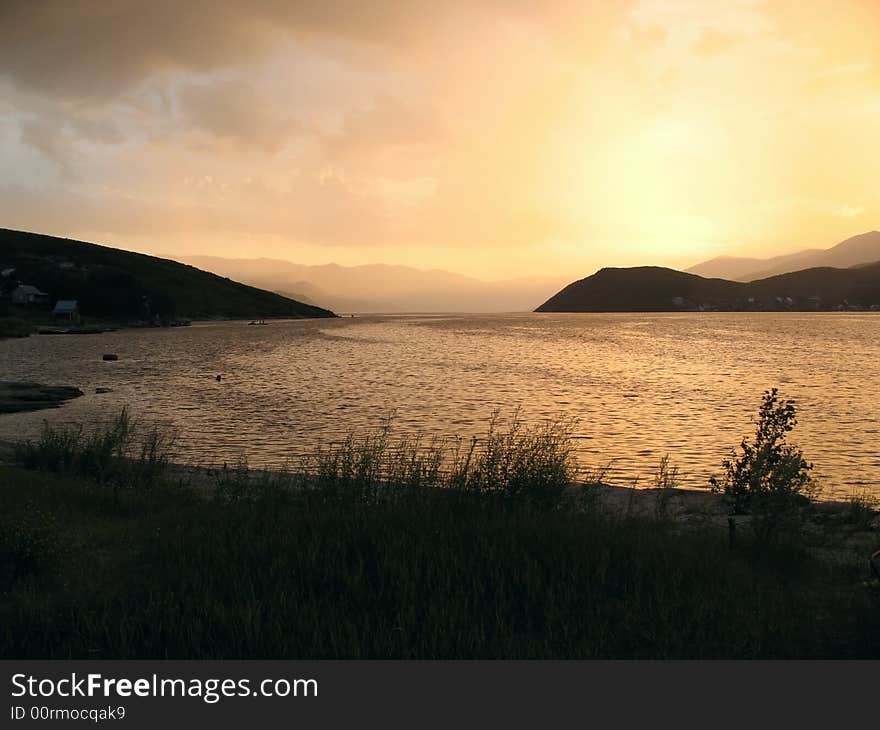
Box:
<box><xmin>2</xmin><ymin>313</ymin><xmax>878</xmax><ymax>497</ymax></box>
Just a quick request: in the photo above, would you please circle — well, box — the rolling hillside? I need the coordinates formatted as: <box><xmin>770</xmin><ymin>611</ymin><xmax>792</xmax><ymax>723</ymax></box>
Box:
<box><xmin>537</xmin><ymin>263</ymin><xmax>880</xmax><ymax>312</ymax></box>
<box><xmin>0</xmin><ymin>229</ymin><xmax>336</xmax><ymax>321</ymax></box>
<box><xmin>687</xmin><ymin>231</ymin><xmax>880</xmax><ymax>281</ymax></box>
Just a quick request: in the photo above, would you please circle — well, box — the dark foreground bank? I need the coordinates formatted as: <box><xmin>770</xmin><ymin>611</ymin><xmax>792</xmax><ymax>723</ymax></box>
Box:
<box><xmin>2</xmin><ymin>462</ymin><xmax>878</xmax><ymax>659</ymax></box>
<box><xmin>2</xmin><ymin>399</ymin><xmax>879</xmax><ymax>659</ymax></box>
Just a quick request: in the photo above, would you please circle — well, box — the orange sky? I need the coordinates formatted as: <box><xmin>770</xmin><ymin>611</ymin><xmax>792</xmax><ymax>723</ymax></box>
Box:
<box><xmin>1</xmin><ymin>1</ymin><xmax>878</xmax><ymax>279</ymax></box>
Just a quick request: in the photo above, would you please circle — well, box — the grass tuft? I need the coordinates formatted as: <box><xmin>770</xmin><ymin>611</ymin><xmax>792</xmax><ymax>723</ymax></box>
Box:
<box><xmin>14</xmin><ymin>408</ymin><xmax>176</xmax><ymax>493</ymax></box>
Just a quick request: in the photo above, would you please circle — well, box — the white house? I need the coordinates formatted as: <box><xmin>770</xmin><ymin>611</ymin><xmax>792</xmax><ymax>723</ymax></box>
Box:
<box><xmin>12</xmin><ymin>284</ymin><xmax>50</xmax><ymax>305</ymax></box>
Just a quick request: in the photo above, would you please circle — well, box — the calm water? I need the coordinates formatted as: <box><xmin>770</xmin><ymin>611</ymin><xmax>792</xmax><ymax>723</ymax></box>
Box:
<box><xmin>1</xmin><ymin>313</ymin><xmax>878</xmax><ymax>497</ymax></box>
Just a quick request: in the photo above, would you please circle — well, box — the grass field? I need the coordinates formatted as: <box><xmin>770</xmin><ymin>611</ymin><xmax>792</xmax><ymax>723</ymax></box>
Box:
<box><xmin>2</xmin><ymin>411</ymin><xmax>878</xmax><ymax>659</ymax></box>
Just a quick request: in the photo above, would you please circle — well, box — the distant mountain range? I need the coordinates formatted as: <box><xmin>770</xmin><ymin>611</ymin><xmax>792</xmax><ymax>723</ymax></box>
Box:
<box><xmin>536</xmin><ymin>262</ymin><xmax>880</xmax><ymax>312</ymax></box>
<box><xmin>173</xmin><ymin>255</ymin><xmax>567</xmax><ymax>313</ymax></box>
<box><xmin>9</xmin><ymin>227</ymin><xmax>878</xmax><ymax>319</ymax></box>
<box><xmin>686</xmin><ymin>231</ymin><xmax>880</xmax><ymax>281</ymax></box>
<box><xmin>0</xmin><ymin>229</ymin><xmax>335</xmax><ymax>321</ymax></box>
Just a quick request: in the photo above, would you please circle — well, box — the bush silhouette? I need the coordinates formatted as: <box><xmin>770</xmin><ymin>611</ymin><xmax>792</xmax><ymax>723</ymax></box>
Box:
<box><xmin>710</xmin><ymin>388</ymin><xmax>814</xmax><ymax>541</ymax></box>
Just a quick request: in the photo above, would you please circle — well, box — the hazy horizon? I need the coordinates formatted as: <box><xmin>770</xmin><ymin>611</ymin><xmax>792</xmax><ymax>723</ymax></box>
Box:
<box><xmin>172</xmin><ymin>227</ymin><xmax>880</xmax><ymax>279</ymax></box>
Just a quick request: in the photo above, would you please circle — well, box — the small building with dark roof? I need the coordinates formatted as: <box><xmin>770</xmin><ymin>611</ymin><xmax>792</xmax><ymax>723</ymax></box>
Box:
<box><xmin>52</xmin><ymin>300</ymin><xmax>81</xmax><ymax>323</ymax></box>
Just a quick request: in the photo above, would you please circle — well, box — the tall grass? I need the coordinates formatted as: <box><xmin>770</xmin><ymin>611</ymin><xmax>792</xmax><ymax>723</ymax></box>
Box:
<box><xmin>14</xmin><ymin>408</ymin><xmax>176</xmax><ymax>493</ymax></box>
<box><xmin>4</xmin><ymin>404</ymin><xmax>877</xmax><ymax>659</ymax></box>
<box><xmin>447</xmin><ymin>412</ymin><xmax>576</xmax><ymax>509</ymax></box>
<box><xmin>844</xmin><ymin>491</ymin><xmax>879</xmax><ymax>531</ymax></box>
<box><xmin>16</xmin><ymin>409</ymin><xmax>576</xmax><ymax>510</ymax></box>
<box><xmin>653</xmin><ymin>454</ymin><xmax>679</xmax><ymax>518</ymax></box>
<box><xmin>299</xmin><ymin>411</ymin><xmax>577</xmax><ymax>511</ymax></box>
<box><xmin>2</xmin><ymin>461</ymin><xmax>877</xmax><ymax>659</ymax></box>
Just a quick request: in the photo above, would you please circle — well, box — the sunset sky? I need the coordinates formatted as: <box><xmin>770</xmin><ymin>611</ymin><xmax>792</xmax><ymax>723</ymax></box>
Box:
<box><xmin>1</xmin><ymin>1</ymin><xmax>878</xmax><ymax>279</ymax></box>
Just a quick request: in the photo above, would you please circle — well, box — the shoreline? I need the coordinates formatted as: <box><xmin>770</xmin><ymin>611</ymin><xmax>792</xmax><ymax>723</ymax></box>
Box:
<box><xmin>2</xmin><ymin>432</ymin><xmax>875</xmax><ymax>534</ymax></box>
<box><xmin>0</xmin><ymin>311</ymin><xmax>341</xmax><ymax>342</ymax></box>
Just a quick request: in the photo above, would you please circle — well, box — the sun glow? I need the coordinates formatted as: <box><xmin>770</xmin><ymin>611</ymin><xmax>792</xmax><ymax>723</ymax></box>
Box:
<box><xmin>0</xmin><ymin>1</ymin><xmax>878</xmax><ymax>277</ymax></box>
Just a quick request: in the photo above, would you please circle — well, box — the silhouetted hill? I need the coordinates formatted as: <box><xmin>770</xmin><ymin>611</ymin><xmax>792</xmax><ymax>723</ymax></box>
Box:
<box><xmin>747</xmin><ymin>262</ymin><xmax>880</xmax><ymax>305</ymax></box>
<box><xmin>537</xmin><ymin>263</ymin><xmax>880</xmax><ymax>312</ymax></box>
<box><xmin>687</xmin><ymin>231</ymin><xmax>880</xmax><ymax>281</ymax></box>
<box><xmin>0</xmin><ymin>229</ymin><xmax>336</xmax><ymax>321</ymax></box>
<box><xmin>536</xmin><ymin>267</ymin><xmax>742</xmax><ymax>312</ymax></box>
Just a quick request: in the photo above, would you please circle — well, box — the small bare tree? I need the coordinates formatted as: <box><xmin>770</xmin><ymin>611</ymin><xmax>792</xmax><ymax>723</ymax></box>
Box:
<box><xmin>710</xmin><ymin>388</ymin><xmax>814</xmax><ymax>542</ymax></box>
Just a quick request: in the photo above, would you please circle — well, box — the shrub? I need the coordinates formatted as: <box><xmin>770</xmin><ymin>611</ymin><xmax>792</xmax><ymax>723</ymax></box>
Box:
<box><xmin>710</xmin><ymin>388</ymin><xmax>814</xmax><ymax>542</ymax></box>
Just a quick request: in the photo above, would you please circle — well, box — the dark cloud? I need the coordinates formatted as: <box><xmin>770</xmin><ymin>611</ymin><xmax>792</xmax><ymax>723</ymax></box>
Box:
<box><xmin>0</xmin><ymin>1</ymin><xmax>632</xmax><ymax>101</ymax></box>
<box><xmin>0</xmin><ymin>2</ymin><xmax>432</xmax><ymax>100</ymax></box>
<box><xmin>0</xmin><ymin>1</ymin><xmax>271</xmax><ymax>100</ymax></box>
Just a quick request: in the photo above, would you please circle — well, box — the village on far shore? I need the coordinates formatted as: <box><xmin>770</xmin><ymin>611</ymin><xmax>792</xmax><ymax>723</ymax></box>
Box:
<box><xmin>0</xmin><ymin>228</ymin><xmax>335</xmax><ymax>339</ymax></box>
<box><xmin>2</xmin><ymin>266</ymin><xmax>189</xmax><ymax>335</ymax></box>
